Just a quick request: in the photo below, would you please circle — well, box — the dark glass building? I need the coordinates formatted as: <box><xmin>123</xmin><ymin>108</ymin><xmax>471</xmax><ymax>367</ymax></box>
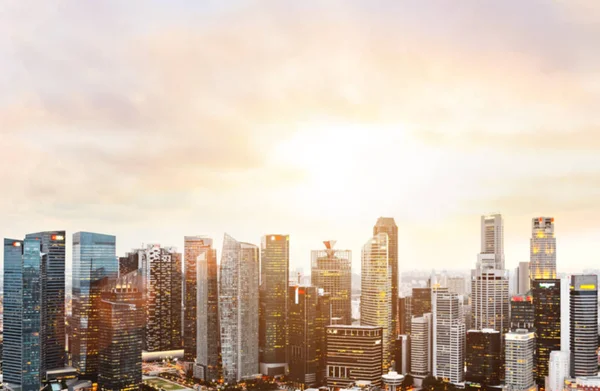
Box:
<box><xmin>412</xmin><ymin>288</ymin><xmax>432</xmax><ymax>318</ymax></box>
<box><xmin>288</xmin><ymin>285</ymin><xmax>320</xmax><ymax>387</ymax></box>
<box><xmin>399</xmin><ymin>296</ymin><xmax>412</xmax><ymax>335</ymax></box>
<box><xmin>25</xmin><ymin>231</ymin><xmax>67</xmax><ymax>375</ymax></box>
<box><xmin>570</xmin><ymin>275</ymin><xmax>598</xmax><ymax>377</ymax></box>
<box><xmin>465</xmin><ymin>329</ymin><xmax>502</xmax><ymax>390</ymax></box>
<box><xmin>532</xmin><ymin>279</ymin><xmax>561</xmax><ymax>386</ymax></box>
<box><xmin>3</xmin><ymin>238</ymin><xmax>43</xmax><ymax>391</ymax></box>
<box><xmin>118</xmin><ymin>252</ymin><xmax>139</xmax><ymax>277</ymax></box>
<box><xmin>98</xmin><ymin>273</ymin><xmax>144</xmax><ymax>391</ymax></box>
<box><xmin>71</xmin><ymin>232</ymin><xmax>118</xmax><ymax>380</ymax></box>
<box><xmin>510</xmin><ymin>294</ymin><xmax>534</xmax><ymax>331</ymax></box>
<box><xmin>374</xmin><ymin>218</ymin><xmax>398</xmax><ymax>335</ymax></box>
<box><xmin>259</xmin><ymin>234</ymin><xmax>289</xmax><ymax>376</ymax></box>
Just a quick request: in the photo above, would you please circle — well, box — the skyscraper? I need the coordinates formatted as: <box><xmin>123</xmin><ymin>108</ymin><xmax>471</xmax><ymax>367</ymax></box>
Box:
<box><xmin>326</xmin><ymin>325</ymin><xmax>384</xmax><ymax>388</ymax></box>
<box><xmin>569</xmin><ymin>275</ymin><xmax>598</xmax><ymax>377</ymax></box>
<box><xmin>311</xmin><ymin>241</ymin><xmax>352</xmax><ymax>324</ymax></box>
<box><xmin>71</xmin><ymin>232</ymin><xmax>118</xmax><ymax>380</ymax></box>
<box><xmin>259</xmin><ymin>234</ymin><xmax>289</xmax><ymax>376</ymax></box>
<box><xmin>547</xmin><ymin>351</ymin><xmax>569</xmax><ymax>391</ymax></box>
<box><xmin>25</xmin><ymin>231</ymin><xmax>66</xmax><ymax>374</ymax></box>
<box><xmin>184</xmin><ymin>236</ymin><xmax>213</xmax><ymax>361</ymax></box>
<box><xmin>480</xmin><ymin>214</ymin><xmax>504</xmax><ymax>268</ymax></box>
<box><xmin>398</xmin><ymin>296</ymin><xmax>412</xmax><ymax>335</ymax></box>
<box><xmin>374</xmin><ymin>218</ymin><xmax>399</xmax><ymax>336</ymax></box>
<box><xmin>532</xmin><ymin>279</ymin><xmax>562</xmax><ymax>386</ymax></box>
<box><xmin>516</xmin><ymin>262</ymin><xmax>531</xmax><ymax>295</ymax></box>
<box><xmin>3</xmin><ymin>238</ymin><xmax>43</xmax><ymax>391</ymax></box>
<box><xmin>432</xmin><ymin>291</ymin><xmax>465</xmax><ymax>384</ymax></box>
<box><xmin>530</xmin><ymin>217</ymin><xmax>556</xmax><ymax>280</ymax></box>
<box><xmin>137</xmin><ymin>244</ymin><xmax>182</xmax><ymax>352</ymax></box>
<box><xmin>412</xmin><ymin>287</ymin><xmax>432</xmax><ymax>318</ymax></box>
<box><xmin>98</xmin><ymin>272</ymin><xmax>144</xmax><ymax>391</ymax></box>
<box><xmin>465</xmin><ymin>329</ymin><xmax>502</xmax><ymax>389</ymax></box>
<box><xmin>220</xmin><ymin>234</ymin><xmax>260</xmax><ymax>382</ymax></box>
<box><xmin>361</xmin><ymin>232</ymin><xmax>393</xmax><ymax>370</ymax></box>
<box><xmin>510</xmin><ymin>294</ymin><xmax>534</xmax><ymax>331</ymax></box>
<box><xmin>196</xmin><ymin>239</ymin><xmax>220</xmax><ymax>382</ymax></box>
<box><xmin>410</xmin><ymin>313</ymin><xmax>432</xmax><ymax>378</ymax></box>
<box><xmin>505</xmin><ymin>330</ymin><xmax>536</xmax><ymax>391</ymax></box>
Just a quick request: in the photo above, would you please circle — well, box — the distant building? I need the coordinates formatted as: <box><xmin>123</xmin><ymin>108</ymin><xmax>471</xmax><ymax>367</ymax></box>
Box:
<box><xmin>570</xmin><ymin>275</ymin><xmax>598</xmax><ymax>377</ymax></box>
<box><xmin>505</xmin><ymin>329</ymin><xmax>536</xmax><ymax>391</ymax></box>
<box><xmin>410</xmin><ymin>313</ymin><xmax>432</xmax><ymax>379</ymax></box>
<box><xmin>399</xmin><ymin>296</ymin><xmax>412</xmax><ymax>335</ymax></box>
<box><xmin>447</xmin><ymin>277</ymin><xmax>466</xmax><ymax>296</ymax></box>
<box><xmin>326</xmin><ymin>325</ymin><xmax>383</xmax><ymax>388</ymax></box>
<box><xmin>395</xmin><ymin>335</ymin><xmax>410</xmax><ymax>375</ymax></box>
<box><xmin>547</xmin><ymin>351</ymin><xmax>569</xmax><ymax>391</ymax></box>
<box><xmin>530</xmin><ymin>217</ymin><xmax>556</xmax><ymax>280</ymax></box>
<box><xmin>432</xmin><ymin>291</ymin><xmax>465</xmax><ymax>383</ymax></box>
<box><xmin>510</xmin><ymin>294</ymin><xmax>534</xmax><ymax>331</ymax></box>
<box><xmin>472</xmin><ymin>254</ymin><xmax>509</xmax><ymax>334</ymax></box>
<box><xmin>98</xmin><ymin>272</ymin><xmax>144</xmax><ymax>391</ymax></box>
<box><xmin>311</xmin><ymin>241</ymin><xmax>352</xmax><ymax>325</ymax></box>
<box><xmin>361</xmin><ymin>233</ymin><xmax>393</xmax><ymax>370</ymax></box>
<box><xmin>220</xmin><ymin>234</ymin><xmax>260</xmax><ymax>382</ymax></box>
<box><xmin>516</xmin><ymin>262</ymin><xmax>530</xmax><ymax>295</ymax></box>
<box><xmin>465</xmin><ymin>329</ymin><xmax>502</xmax><ymax>389</ymax></box>
<box><xmin>259</xmin><ymin>234</ymin><xmax>290</xmax><ymax>376</ymax></box>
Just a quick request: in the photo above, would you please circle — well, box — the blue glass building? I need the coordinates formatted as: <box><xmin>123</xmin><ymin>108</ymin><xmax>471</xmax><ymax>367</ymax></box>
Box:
<box><xmin>71</xmin><ymin>232</ymin><xmax>117</xmax><ymax>380</ymax></box>
<box><xmin>3</xmin><ymin>238</ymin><xmax>43</xmax><ymax>391</ymax></box>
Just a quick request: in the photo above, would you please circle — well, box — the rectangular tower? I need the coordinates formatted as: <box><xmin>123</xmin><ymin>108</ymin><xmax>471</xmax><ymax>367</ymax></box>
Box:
<box><xmin>288</xmin><ymin>285</ymin><xmax>319</xmax><ymax>387</ymax></box>
<box><xmin>465</xmin><ymin>329</ymin><xmax>502</xmax><ymax>389</ymax></box>
<box><xmin>569</xmin><ymin>275</ymin><xmax>598</xmax><ymax>377</ymax></box>
<box><xmin>374</xmin><ymin>218</ymin><xmax>398</xmax><ymax>337</ymax></box>
<box><xmin>433</xmin><ymin>291</ymin><xmax>465</xmax><ymax>384</ymax></box>
<box><xmin>410</xmin><ymin>313</ymin><xmax>432</xmax><ymax>378</ymax></box>
<box><xmin>530</xmin><ymin>217</ymin><xmax>556</xmax><ymax>280</ymax></box>
<box><xmin>532</xmin><ymin>279</ymin><xmax>562</xmax><ymax>386</ymax></box>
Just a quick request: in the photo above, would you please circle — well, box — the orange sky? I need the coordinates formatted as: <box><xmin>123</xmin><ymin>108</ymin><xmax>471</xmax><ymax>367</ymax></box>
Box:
<box><xmin>1</xmin><ymin>1</ymin><xmax>600</xmax><ymax>274</ymax></box>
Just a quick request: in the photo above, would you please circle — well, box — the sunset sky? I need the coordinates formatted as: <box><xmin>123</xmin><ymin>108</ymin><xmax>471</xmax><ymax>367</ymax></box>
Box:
<box><xmin>2</xmin><ymin>1</ymin><xmax>600</xmax><ymax>274</ymax></box>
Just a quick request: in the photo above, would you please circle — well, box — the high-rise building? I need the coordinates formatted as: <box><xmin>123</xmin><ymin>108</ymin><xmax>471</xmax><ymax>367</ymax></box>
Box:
<box><xmin>118</xmin><ymin>252</ymin><xmax>139</xmax><ymax>277</ymax></box>
<box><xmin>516</xmin><ymin>262</ymin><xmax>531</xmax><ymax>295</ymax></box>
<box><xmin>288</xmin><ymin>285</ymin><xmax>321</xmax><ymax>387</ymax></box>
<box><xmin>395</xmin><ymin>335</ymin><xmax>410</xmax><ymax>375</ymax></box>
<box><xmin>547</xmin><ymin>351</ymin><xmax>569</xmax><ymax>391</ymax></box>
<box><xmin>71</xmin><ymin>232</ymin><xmax>118</xmax><ymax>380</ymax></box>
<box><xmin>530</xmin><ymin>217</ymin><xmax>556</xmax><ymax>280</ymax></box>
<box><xmin>432</xmin><ymin>291</ymin><xmax>465</xmax><ymax>383</ymax></box>
<box><xmin>195</xmin><ymin>239</ymin><xmax>220</xmax><ymax>382</ymax></box>
<box><xmin>532</xmin><ymin>279</ymin><xmax>562</xmax><ymax>385</ymax></box>
<box><xmin>135</xmin><ymin>244</ymin><xmax>182</xmax><ymax>352</ymax></box>
<box><xmin>374</xmin><ymin>218</ymin><xmax>399</xmax><ymax>337</ymax></box>
<box><xmin>311</xmin><ymin>241</ymin><xmax>352</xmax><ymax>324</ymax></box>
<box><xmin>3</xmin><ymin>238</ymin><xmax>43</xmax><ymax>391</ymax></box>
<box><xmin>98</xmin><ymin>272</ymin><xmax>144</xmax><ymax>391</ymax></box>
<box><xmin>361</xmin><ymin>232</ymin><xmax>393</xmax><ymax>370</ymax></box>
<box><xmin>25</xmin><ymin>231</ymin><xmax>66</xmax><ymax>374</ymax></box>
<box><xmin>510</xmin><ymin>294</ymin><xmax>534</xmax><ymax>331</ymax></box>
<box><xmin>220</xmin><ymin>234</ymin><xmax>260</xmax><ymax>383</ymax></box>
<box><xmin>315</xmin><ymin>291</ymin><xmax>331</xmax><ymax>384</ymax></box>
<box><xmin>399</xmin><ymin>296</ymin><xmax>412</xmax><ymax>335</ymax></box>
<box><xmin>410</xmin><ymin>313</ymin><xmax>432</xmax><ymax>378</ymax></box>
<box><xmin>184</xmin><ymin>236</ymin><xmax>213</xmax><ymax>361</ymax></box>
<box><xmin>472</xmin><ymin>254</ymin><xmax>509</xmax><ymax>334</ymax></box>
<box><xmin>412</xmin><ymin>288</ymin><xmax>432</xmax><ymax>318</ymax></box>
<box><xmin>447</xmin><ymin>277</ymin><xmax>466</xmax><ymax>296</ymax></box>
<box><xmin>326</xmin><ymin>325</ymin><xmax>383</xmax><ymax>388</ymax></box>
<box><xmin>259</xmin><ymin>234</ymin><xmax>290</xmax><ymax>376</ymax></box>
<box><xmin>465</xmin><ymin>329</ymin><xmax>502</xmax><ymax>389</ymax></box>
<box><xmin>505</xmin><ymin>329</ymin><xmax>536</xmax><ymax>391</ymax></box>
<box><xmin>569</xmin><ymin>275</ymin><xmax>598</xmax><ymax>377</ymax></box>
<box><xmin>480</xmin><ymin>214</ymin><xmax>504</xmax><ymax>267</ymax></box>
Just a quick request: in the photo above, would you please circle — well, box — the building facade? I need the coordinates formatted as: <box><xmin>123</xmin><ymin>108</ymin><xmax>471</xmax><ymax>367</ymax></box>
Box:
<box><xmin>220</xmin><ymin>234</ymin><xmax>260</xmax><ymax>382</ymax></box>
<box><xmin>465</xmin><ymin>329</ymin><xmax>502</xmax><ymax>389</ymax></box>
<box><xmin>398</xmin><ymin>296</ymin><xmax>412</xmax><ymax>335</ymax></box>
<box><xmin>71</xmin><ymin>232</ymin><xmax>118</xmax><ymax>380</ymax></box>
<box><xmin>432</xmin><ymin>291</ymin><xmax>465</xmax><ymax>383</ymax></box>
<box><xmin>410</xmin><ymin>313</ymin><xmax>432</xmax><ymax>378</ymax></box>
<box><xmin>530</xmin><ymin>217</ymin><xmax>556</xmax><ymax>280</ymax></box>
<box><xmin>374</xmin><ymin>218</ymin><xmax>399</xmax><ymax>337</ymax></box>
<box><xmin>361</xmin><ymin>232</ymin><xmax>393</xmax><ymax>370</ymax></box>
<box><xmin>532</xmin><ymin>279</ymin><xmax>562</xmax><ymax>385</ymax></box>
<box><xmin>472</xmin><ymin>254</ymin><xmax>509</xmax><ymax>334</ymax></box>
<box><xmin>516</xmin><ymin>262</ymin><xmax>531</xmax><ymax>295</ymax></box>
<box><xmin>311</xmin><ymin>241</ymin><xmax>352</xmax><ymax>325</ymax></box>
<box><xmin>259</xmin><ymin>234</ymin><xmax>290</xmax><ymax>376</ymax></box>
<box><xmin>505</xmin><ymin>330</ymin><xmax>536</xmax><ymax>391</ymax></box>
<box><xmin>412</xmin><ymin>288</ymin><xmax>432</xmax><ymax>318</ymax></box>
<box><xmin>547</xmin><ymin>351</ymin><xmax>569</xmax><ymax>391</ymax></box>
<box><xmin>570</xmin><ymin>275</ymin><xmax>598</xmax><ymax>377</ymax></box>
<box><xmin>510</xmin><ymin>294</ymin><xmax>534</xmax><ymax>331</ymax></box>
<box><xmin>325</xmin><ymin>325</ymin><xmax>383</xmax><ymax>388</ymax></box>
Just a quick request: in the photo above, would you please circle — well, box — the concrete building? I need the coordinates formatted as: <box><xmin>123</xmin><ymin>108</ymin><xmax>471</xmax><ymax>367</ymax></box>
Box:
<box><xmin>530</xmin><ymin>217</ymin><xmax>556</xmax><ymax>280</ymax></box>
<box><xmin>432</xmin><ymin>291</ymin><xmax>465</xmax><ymax>383</ymax></box>
<box><xmin>410</xmin><ymin>313</ymin><xmax>432</xmax><ymax>379</ymax></box>
<box><xmin>505</xmin><ymin>329</ymin><xmax>536</xmax><ymax>391</ymax></box>
<box><xmin>569</xmin><ymin>275</ymin><xmax>598</xmax><ymax>377</ymax></box>
<box><xmin>516</xmin><ymin>261</ymin><xmax>531</xmax><ymax>295</ymax></box>
<box><xmin>510</xmin><ymin>294</ymin><xmax>534</xmax><ymax>331</ymax></box>
<box><xmin>465</xmin><ymin>329</ymin><xmax>502</xmax><ymax>389</ymax></box>
<box><xmin>547</xmin><ymin>351</ymin><xmax>569</xmax><ymax>391</ymax></box>
<box><xmin>472</xmin><ymin>254</ymin><xmax>509</xmax><ymax>334</ymax></box>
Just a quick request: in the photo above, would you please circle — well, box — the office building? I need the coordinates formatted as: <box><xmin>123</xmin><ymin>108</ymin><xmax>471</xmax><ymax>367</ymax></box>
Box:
<box><xmin>570</xmin><ymin>275</ymin><xmax>598</xmax><ymax>377</ymax></box>
<box><xmin>361</xmin><ymin>232</ymin><xmax>393</xmax><ymax>370</ymax></box>
<box><xmin>326</xmin><ymin>325</ymin><xmax>383</xmax><ymax>388</ymax></box>
<box><xmin>547</xmin><ymin>351</ymin><xmax>569</xmax><ymax>391</ymax></box>
<box><xmin>472</xmin><ymin>253</ymin><xmax>509</xmax><ymax>334</ymax></box>
<box><xmin>399</xmin><ymin>296</ymin><xmax>412</xmax><ymax>335</ymax></box>
<box><xmin>505</xmin><ymin>330</ymin><xmax>536</xmax><ymax>391</ymax></box>
<box><xmin>410</xmin><ymin>313</ymin><xmax>432</xmax><ymax>378</ymax></box>
<box><xmin>3</xmin><ymin>238</ymin><xmax>43</xmax><ymax>391</ymax></box>
<box><xmin>480</xmin><ymin>214</ymin><xmax>504</xmax><ymax>267</ymax></box>
<box><xmin>71</xmin><ymin>232</ymin><xmax>118</xmax><ymax>379</ymax></box>
<box><xmin>25</xmin><ymin>231</ymin><xmax>67</xmax><ymax>374</ymax></box>
<box><xmin>412</xmin><ymin>288</ymin><xmax>432</xmax><ymax>318</ymax></box>
<box><xmin>98</xmin><ymin>272</ymin><xmax>144</xmax><ymax>391</ymax></box>
<box><xmin>135</xmin><ymin>244</ymin><xmax>182</xmax><ymax>352</ymax></box>
<box><xmin>374</xmin><ymin>218</ymin><xmax>399</xmax><ymax>337</ymax></box>
<box><xmin>195</xmin><ymin>239</ymin><xmax>220</xmax><ymax>382</ymax></box>
<box><xmin>315</xmin><ymin>291</ymin><xmax>331</xmax><ymax>383</ymax></box>
<box><xmin>530</xmin><ymin>217</ymin><xmax>556</xmax><ymax>280</ymax></box>
<box><xmin>433</xmin><ymin>291</ymin><xmax>465</xmax><ymax>383</ymax></box>
<box><xmin>220</xmin><ymin>234</ymin><xmax>260</xmax><ymax>382</ymax></box>
<box><xmin>259</xmin><ymin>234</ymin><xmax>290</xmax><ymax>376</ymax></box>
<box><xmin>395</xmin><ymin>335</ymin><xmax>410</xmax><ymax>375</ymax></box>
<box><xmin>532</xmin><ymin>279</ymin><xmax>562</xmax><ymax>385</ymax></box>
<box><xmin>510</xmin><ymin>294</ymin><xmax>534</xmax><ymax>331</ymax></box>
<box><xmin>118</xmin><ymin>251</ymin><xmax>139</xmax><ymax>277</ymax></box>
<box><xmin>184</xmin><ymin>236</ymin><xmax>213</xmax><ymax>361</ymax></box>
<box><xmin>466</xmin><ymin>329</ymin><xmax>502</xmax><ymax>389</ymax></box>
<box><xmin>311</xmin><ymin>241</ymin><xmax>352</xmax><ymax>324</ymax></box>
<box><xmin>447</xmin><ymin>277</ymin><xmax>466</xmax><ymax>296</ymax></box>
<box><xmin>516</xmin><ymin>262</ymin><xmax>531</xmax><ymax>295</ymax></box>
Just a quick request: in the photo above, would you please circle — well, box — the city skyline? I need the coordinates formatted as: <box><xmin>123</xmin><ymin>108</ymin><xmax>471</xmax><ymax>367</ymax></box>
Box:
<box><xmin>2</xmin><ymin>1</ymin><xmax>600</xmax><ymax>274</ymax></box>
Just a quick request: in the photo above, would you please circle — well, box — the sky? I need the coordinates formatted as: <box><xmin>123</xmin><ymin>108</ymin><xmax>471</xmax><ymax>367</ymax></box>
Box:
<box><xmin>1</xmin><ymin>0</ymin><xmax>600</xmax><ymax>275</ymax></box>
